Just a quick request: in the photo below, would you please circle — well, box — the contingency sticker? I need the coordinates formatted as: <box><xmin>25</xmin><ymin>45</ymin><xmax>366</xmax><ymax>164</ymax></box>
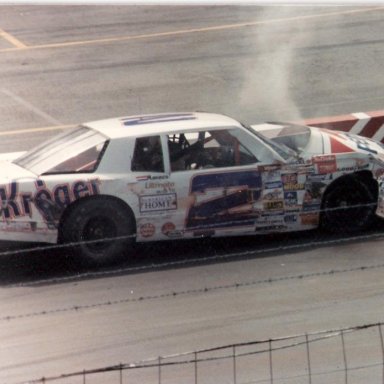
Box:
<box><xmin>139</xmin><ymin>193</ymin><xmax>177</xmax><ymax>213</ymax></box>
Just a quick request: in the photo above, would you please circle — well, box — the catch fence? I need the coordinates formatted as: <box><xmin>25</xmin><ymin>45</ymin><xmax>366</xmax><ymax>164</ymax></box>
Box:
<box><xmin>25</xmin><ymin>321</ymin><xmax>384</xmax><ymax>384</ymax></box>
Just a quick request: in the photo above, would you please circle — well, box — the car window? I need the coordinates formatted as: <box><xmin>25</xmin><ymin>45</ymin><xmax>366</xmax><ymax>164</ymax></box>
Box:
<box><xmin>14</xmin><ymin>126</ymin><xmax>109</xmax><ymax>175</ymax></box>
<box><xmin>131</xmin><ymin>135</ymin><xmax>164</xmax><ymax>172</ymax></box>
<box><xmin>167</xmin><ymin>129</ymin><xmax>258</xmax><ymax>172</ymax></box>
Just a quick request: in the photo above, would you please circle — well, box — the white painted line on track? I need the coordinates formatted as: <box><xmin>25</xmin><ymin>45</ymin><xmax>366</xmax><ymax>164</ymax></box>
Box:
<box><xmin>0</xmin><ymin>124</ymin><xmax>74</xmax><ymax>137</ymax></box>
<box><xmin>0</xmin><ymin>28</ymin><xmax>27</xmax><ymax>48</ymax></box>
<box><xmin>0</xmin><ymin>6</ymin><xmax>383</xmax><ymax>53</ymax></box>
<box><xmin>1</xmin><ymin>88</ymin><xmax>62</xmax><ymax>126</ymax></box>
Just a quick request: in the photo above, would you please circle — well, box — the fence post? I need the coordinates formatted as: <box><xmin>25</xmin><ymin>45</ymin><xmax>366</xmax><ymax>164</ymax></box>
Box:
<box><xmin>341</xmin><ymin>331</ymin><xmax>348</xmax><ymax>384</ymax></box>
<box><xmin>378</xmin><ymin>324</ymin><xmax>384</xmax><ymax>384</ymax></box>
<box><xmin>269</xmin><ymin>339</ymin><xmax>273</xmax><ymax>384</ymax></box>
<box><xmin>158</xmin><ymin>356</ymin><xmax>162</xmax><ymax>384</ymax></box>
<box><xmin>194</xmin><ymin>352</ymin><xmax>198</xmax><ymax>384</ymax></box>
<box><xmin>305</xmin><ymin>334</ymin><xmax>312</xmax><ymax>384</ymax></box>
<box><xmin>233</xmin><ymin>345</ymin><xmax>237</xmax><ymax>384</ymax></box>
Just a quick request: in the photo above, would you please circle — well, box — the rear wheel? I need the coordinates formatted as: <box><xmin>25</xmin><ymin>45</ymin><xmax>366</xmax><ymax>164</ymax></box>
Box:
<box><xmin>60</xmin><ymin>198</ymin><xmax>135</xmax><ymax>266</ymax></box>
<box><xmin>321</xmin><ymin>176</ymin><xmax>376</xmax><ymax>233</ymax></box>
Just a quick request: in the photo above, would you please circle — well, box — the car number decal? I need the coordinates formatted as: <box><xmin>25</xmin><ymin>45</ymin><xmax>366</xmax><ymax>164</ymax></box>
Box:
<box><xmin>186</xmin><ymin>170</ymin><xmax>262</xmax><ymax>230</ymax></box>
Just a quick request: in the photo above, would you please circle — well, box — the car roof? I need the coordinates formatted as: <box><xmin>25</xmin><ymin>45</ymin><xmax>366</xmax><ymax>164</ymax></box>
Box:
<box><xmin>83</xmin><ymin>112</ymin><xmax>243</xmax><ymax>139</ymax></box>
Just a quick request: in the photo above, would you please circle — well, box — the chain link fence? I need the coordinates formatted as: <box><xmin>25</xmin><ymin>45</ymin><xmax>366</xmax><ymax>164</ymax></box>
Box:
<box><xmin>24</xmin><ymin>322</ymin><xmax>384</xmax><ymax>384</ymax></box>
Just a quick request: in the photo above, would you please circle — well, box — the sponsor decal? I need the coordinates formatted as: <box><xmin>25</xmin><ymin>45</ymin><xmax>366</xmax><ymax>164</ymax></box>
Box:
<box><xmin>0</xmin><ymin>221</ymin><xmax>35</xmax><ymax>232</ymax></box>
<box><xmin>305</xmin><ymin>180</ymin><xmax>326</xmax><ymax>200</ymax></box>
<box><xmin>283</xmin><ymin>182</ymin><xmax>305</xmax><ymax>191</ymax></box>
<box><xmin>300</xmin><ymin>213</ymin><xmax>319</xmax><ymax>226</ymax></box>
<box><xmin>302</xmin><ymin>202</ymin><xmax>321</xmax><ymax>213</ymax></box>
<box><xmin>139</xmin><ymin>193</ymin><xmax>177</xmax><ymax>213</ymax></box>
<box><xmin>140</xmin><ymin>223</ymin><xmax>156</xmax><ymax>238</ymax></box>
<box><xmin>136</xmin><ymin>175</ymin><xmax>169</xmax><ymax>182</ymax></box>
<box><xmin>263</xmin><ymin>173</ymin><xmax>281</xmax><ymax>183</ymax></box>
<box><xmin>0</xmin><ymin>179</ymin><xmax>100</xmax><ymax>226</ymax></box>
<box><xmin>282</xmin><ymin>173</ymin><xmax>297</xmax><ymax>183</ymax></box>
<box><xmin>258</xmin><ymin>165</ymin><xmax>281</xmax><ymax>173</ymax></box>
<box><xmin>307</xmin><ymin>174</ymin><xmax>332</xmax><ymax>182</ymax></box>
<box><xmin>313</xmin><ymin>155</ymin><xmax>336</xmax><ymax>162</ymax></box>
<box><xmin>255</xmin><ymin>216</ymin><xmax>284</xmax><ymax>226</ymax></box>
<box><xmin>284</xmin><ymin>191</ymin><xmax>298</xmax><ymax>207</ymax></box>
<box><xmin>144</xmin><ymin>181</ymin><xmax>175</xmax><ymax>192</ymax></box>
<box><xmin>264</xmin><ymin>190</ymin><xmax>282</xmax><ymax>200</ymax></box>
<box><xmin>150</xmin><ymin>175</ymin><xmax>169</xmax><ymax>180</ymax></box>
<box><xmin>263</xmin><ymin>200</ymin><xmax>284</xmax><ymax>211</ymax></box>
<box><xmin>284</xmin><ymin>214</ymin><xmax>298</xmax><ymax>223</ymax></box>
<box><xmin>136</xmin><ymin>175</ymin><xmax>150</xmax><ymax>182</ymax></box>
<box><xmin>161</xmin><ymin>222</ymin><xmax>183</xmax><ymax>238</ymax></box>
<box><xmin>343</xmin><ymin>133</ymin><xmax>378</xmax><ymax>154</ymax></box>
<box><xmin>282</xmin><ymin>173</ymin><xmax>305</xmax><ymax>191</ymax></box>
<box><xmin>337</xmin><ymin>164</ymin><xmax>370</xmax><ymax>172</ymax></box>
<box><xmin>265</xmin><ymin>181</ymin><xmax>282</xmax><ymax>189</ymax></box>
<box><xmin>167</xmin><ymin>230</ymin><xmax>184</xmax><ymax>238</ymax></box>
<box><xmin>255</xmin><ymin>224</ymin><xmax>287</xmax><ymax>232</ymax></box>
<box><xmin>313</xmin><ymin>155</ymin><xmax>337</xmax><ymax>174</ymax></box>
<box><xmin>162</xmin><ymin>222</ymin><xmax>176</xmax><ymax>235</ymax></box>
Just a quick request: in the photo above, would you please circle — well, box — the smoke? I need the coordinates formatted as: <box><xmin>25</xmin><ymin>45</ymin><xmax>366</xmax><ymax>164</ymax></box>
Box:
<box><xmin>238</xmin><ymin>7</ymin><xmax>314</xmax><ymax>122</ymax></box>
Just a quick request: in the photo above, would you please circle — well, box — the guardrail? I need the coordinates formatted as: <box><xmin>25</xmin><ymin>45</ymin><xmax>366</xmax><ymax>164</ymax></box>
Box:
<box><xmin>24</xmin><ymin>321</ymin><xmax>384</xmax><ymax>384</ymax></box>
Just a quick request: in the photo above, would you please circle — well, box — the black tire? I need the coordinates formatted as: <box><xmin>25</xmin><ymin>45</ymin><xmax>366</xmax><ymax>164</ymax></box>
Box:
<box><xmin>60</xmin><ymin>198</ymin><xmax>135</xmax><ymax>266</ymax></box>
<box><xmin>321</xmin><ymin>176</ymin><xmax>376</xmax><ymax>233</ymax></box>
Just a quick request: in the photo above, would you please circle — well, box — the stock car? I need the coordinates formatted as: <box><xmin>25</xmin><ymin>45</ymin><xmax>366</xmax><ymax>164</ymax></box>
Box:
<box><xmin>1</xmin><ymin>112</ymin><xmax>384</xmax><ymax>265</ymax></box>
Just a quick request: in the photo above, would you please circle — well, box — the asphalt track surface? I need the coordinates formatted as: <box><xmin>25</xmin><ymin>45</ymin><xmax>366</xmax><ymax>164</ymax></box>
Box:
<box><xmin>0</xmin><ymin>5</ymin><xmax>384</xmax><ymax>383</ymax></box>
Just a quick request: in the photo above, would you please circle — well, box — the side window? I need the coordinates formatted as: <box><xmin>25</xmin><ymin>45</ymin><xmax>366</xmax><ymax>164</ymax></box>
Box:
<box><xmin>167</xmin><ymin>129</ymin><xmax>258</xmax><ymax>172</ymax></box>
<box><xmin>131</xmin><ymin>136</ymin><xmax>164</xmax><ymax>172</ymax></box>
<box><xmin>168</xmin><ymin>132</ymin><xmax>202</xmax><ymax>171</ymax></box>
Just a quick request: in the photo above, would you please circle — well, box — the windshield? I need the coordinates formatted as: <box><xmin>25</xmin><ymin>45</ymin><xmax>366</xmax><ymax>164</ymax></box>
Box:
<box><xmin>242</xmin><ymin>124</ymin><xmax>299</xmax><ymax>161</ymax></box>
<box><xmin>14</xmin><ymin>126</ymin><xmax>109</xmax><ymax>175</ymax></box>
<box><xmin>254</xmin><ymin>124</ymin><xmax>311</xmax><ymax>154</ymax></box>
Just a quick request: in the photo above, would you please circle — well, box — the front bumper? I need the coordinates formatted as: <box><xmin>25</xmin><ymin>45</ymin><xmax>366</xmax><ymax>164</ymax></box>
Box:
<box><xmin>376</xmin><ymin>176</ymin><xmax>384</xmax><ymax>218</ymax></box>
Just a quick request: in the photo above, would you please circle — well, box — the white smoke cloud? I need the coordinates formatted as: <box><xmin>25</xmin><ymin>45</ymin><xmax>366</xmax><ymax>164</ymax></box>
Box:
<box><xmin>239</xmin><ymin>6</ymin><xmax>315</xmax><ymax>122</ymax></box>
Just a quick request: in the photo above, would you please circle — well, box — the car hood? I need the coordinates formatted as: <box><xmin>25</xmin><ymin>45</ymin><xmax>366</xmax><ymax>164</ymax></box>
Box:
<box><xmin>253</xmin><ymin>123</ymin><xmax>384</xmax><ymax>160</ymax></box>
<box><xmin>318</xmin><ymin>128</ymin><xmax>384</xmax><ymax>159</ymax></box>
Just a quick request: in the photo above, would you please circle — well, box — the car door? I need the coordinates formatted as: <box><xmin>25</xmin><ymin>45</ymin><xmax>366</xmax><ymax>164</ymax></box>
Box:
<box><xmin>164</xmin><ymin>127</ymin><xmax>281</xmax><ymax>238</ymax></box>
<box><xmin>129</xmin><ymin>134</ymin><xmax>180</xmax><ymax>241</ymax></box>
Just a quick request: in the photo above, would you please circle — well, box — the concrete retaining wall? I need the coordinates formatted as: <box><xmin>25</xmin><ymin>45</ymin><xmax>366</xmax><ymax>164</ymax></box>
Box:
<box><xmin>300</xmin><ymin>110</ymin><xmax>384</xmax><ymax>142</ymax></box>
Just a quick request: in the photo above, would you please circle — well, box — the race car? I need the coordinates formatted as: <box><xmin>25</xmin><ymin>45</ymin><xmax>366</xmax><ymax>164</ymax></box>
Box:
<box><xmin>1</xmin><ymin>112</ymin><xmax>384</xmax><ymax>266</ymax></box>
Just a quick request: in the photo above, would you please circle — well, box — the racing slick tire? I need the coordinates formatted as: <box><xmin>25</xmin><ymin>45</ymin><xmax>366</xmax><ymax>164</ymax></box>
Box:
<box><xmin>60</xmin><ymin>197</ymin><xmax>135</xmax><ymax>266</ymax></box>
<box><xmin>321</xmin><ymin>175</ymin><xmax>376</xmax><ymax>234</ymax></box>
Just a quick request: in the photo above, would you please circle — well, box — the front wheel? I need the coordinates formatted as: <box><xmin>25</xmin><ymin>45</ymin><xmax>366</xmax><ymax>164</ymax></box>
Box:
<box><xmin>60</xmin><ymin>198</ymin><xmax>135</xmax><ymax>266</ymax></box>
<box><xmin>321</xmin><ymin>177</ymin><xmax>376</xmax><ymax>233</ymax></box>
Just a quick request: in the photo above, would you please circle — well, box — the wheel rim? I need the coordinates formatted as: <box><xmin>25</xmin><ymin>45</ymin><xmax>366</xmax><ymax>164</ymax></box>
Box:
<box><xmin>82</xmin><ymin>216</ymin><xmax>117</xmax><ymax>251</ymax></box>
<box><xmin>326</xmin><ymin>186</ymin><xmax>372</xmax><ymax>225</ymax></box>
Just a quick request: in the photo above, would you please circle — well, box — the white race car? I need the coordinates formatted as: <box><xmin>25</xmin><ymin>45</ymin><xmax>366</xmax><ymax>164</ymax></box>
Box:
<box><xmin>2</xmin><ymin>112</ymin><xmax>384</xmax><ymax>265</ymax></box>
